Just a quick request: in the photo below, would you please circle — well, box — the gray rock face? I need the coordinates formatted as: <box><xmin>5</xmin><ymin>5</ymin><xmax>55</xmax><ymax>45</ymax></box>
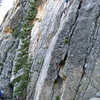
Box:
<box><xmin>0</xmin><ymin>0</ymin><xmax>100</xmax><ymax>100</ymax></box>
<box><xmin>0</xmin><ymin>0</ymin><xmax>30</xmax><ymax>98</ymax></box>
<box><xmin>0</xmin><ymin>33</ymin><xmax>19</xmax><ymax>97</ymax></box>
<box><xmin>1</xmin><ymin>0</ymin><xmax>29</xmax><ymax>33</ymax></box>
<box><xmin>27</xmin><ymin>0</ymin><xmax>100</xmax><ymax>100</ymax></box>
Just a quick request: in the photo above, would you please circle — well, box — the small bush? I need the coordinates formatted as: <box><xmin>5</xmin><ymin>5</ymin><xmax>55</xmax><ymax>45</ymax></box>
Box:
<box><xmin>55</xmin><ymin>96</ymin><xmax>60</xmax><ymax>100</ymax></box>
<box><xmin>64</xmin><ymin>37</ymin><xmax>69</xmax><ymax>44</ymax></box>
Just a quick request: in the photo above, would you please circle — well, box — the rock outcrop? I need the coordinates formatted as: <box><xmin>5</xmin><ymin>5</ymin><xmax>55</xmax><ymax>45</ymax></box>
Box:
<box><xmin>0</xmin><ymin>0</ymin><xmax>100</xmax><ymax>100</ymax></box>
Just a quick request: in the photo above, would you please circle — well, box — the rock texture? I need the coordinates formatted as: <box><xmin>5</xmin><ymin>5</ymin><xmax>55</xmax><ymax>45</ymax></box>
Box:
<box><xmin>0</xmin><ymin>33</ymin><xmax>19</xmax><ymax>97</ymax></box>
<box><xmin>28</xmin><ymin>0</ymin><xmax>100</xmax><ymax>100</ymax></box>
<box><xmin>0</xmin><ymin>0</ymin><xmax>31</xmax><ymax>98</ymax></box>
<box><xmin>0</xmin><ymin>0</ymin><xmax>100</xmax><ymax>100</ymax></box>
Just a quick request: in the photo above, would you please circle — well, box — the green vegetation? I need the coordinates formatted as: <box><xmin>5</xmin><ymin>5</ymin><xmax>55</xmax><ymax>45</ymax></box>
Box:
<box><xmin>55</xmin><ymin>96</ymin><xmax>60</xmax><ymax>100</ymax></box>
<box><xmin>41</xmin><ymin>56</ymin><xmax>44</xmax><ymax>63</ymax></box>
<box><xmin>64</xmin><ymin>37</ymin><xmax>69</xmax><ymax>44</ymax></box>
<box><xmin>36</xmin><ymin>61</ymin><xmax>40</xmax><ymax>65</ymax></box>
<box><xmin>11</xmin><ymin>0</ymin><xmax>38</xmax><ymax>99</ymax></box>
<box><xmin>0</xmin><ymin>62</ymin><xmax>3</xmax><ymax>66</ymax></box>
<box><xmin>12</xmin><ymin>29</ymin><xmax>19</xmax><ymax>38</ymax></box>
<box><xmin>3</xmin><ymin>35</ymin><xmax>10</xmax><ymax>39</ymax></box>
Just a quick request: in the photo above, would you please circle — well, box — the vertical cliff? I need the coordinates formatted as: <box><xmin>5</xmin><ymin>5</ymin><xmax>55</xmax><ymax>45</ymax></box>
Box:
<box><xmin>0</xmin><ymin>0</ymin><xmax>100</xmax><ymax>100</ymax></box>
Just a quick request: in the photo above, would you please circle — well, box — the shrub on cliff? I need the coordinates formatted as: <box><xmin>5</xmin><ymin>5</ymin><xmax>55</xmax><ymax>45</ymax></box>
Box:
<box><xmin>11</xmin><ymin>0</ymin><xmax>38</xmax><ymax>99</ymax></box>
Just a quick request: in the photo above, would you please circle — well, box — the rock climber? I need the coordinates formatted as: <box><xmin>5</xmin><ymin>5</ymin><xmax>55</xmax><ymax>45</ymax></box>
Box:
<box><xmin>0</xmin><ymin>90</ymin><xmax>2</xmax><ymax>98</ymax></box>
<box><xmin>14</xmin><ymin>95</ymin><xmax>20</xmax><ymax>100</ymax></box>
<box><xmin>0</xmin><ymin>90</ymin><xmax>11</xmax><ymax>99</ymax></box>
